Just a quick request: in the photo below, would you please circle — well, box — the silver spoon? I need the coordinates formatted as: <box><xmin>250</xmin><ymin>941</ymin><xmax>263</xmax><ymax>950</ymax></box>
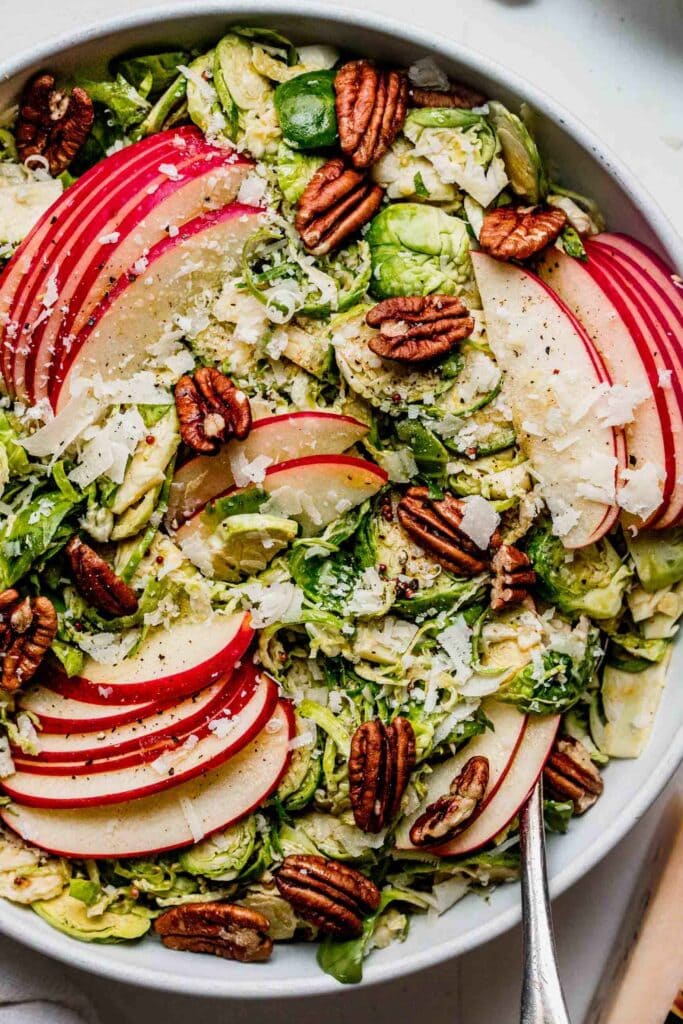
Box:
<box><xmin>519</xmin><ymin>778</ymin><xmax>572</xmax><ymax>1024</ymax></box>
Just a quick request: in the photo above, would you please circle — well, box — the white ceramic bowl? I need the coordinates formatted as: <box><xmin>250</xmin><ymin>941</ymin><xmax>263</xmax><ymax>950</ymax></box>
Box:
<box><xmin>0</xmin><ymin>1</ymin><xmax>681</xmax><ymax>998</ymax></box>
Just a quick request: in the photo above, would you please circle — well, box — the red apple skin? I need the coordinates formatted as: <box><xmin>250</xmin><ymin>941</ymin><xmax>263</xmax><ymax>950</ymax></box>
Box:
<box><xmin>14</xmin><ymin>670</ymin><xmax>250</xmax><ymax>765</ymax></box>
<box><xmin>3</xmin><ymin>674</ymin><xmax>279</xmax><ymax>808</ymax></box>
<box><xmin>25</xmin><ymin>143</ymin><xmax>252</xmax><ymax>404</ymax></box>
<box><xmin>0</xmin><ymin>130</ymin><xmax>181</xmax><ymax>391</ymax></box>
<box><xmin>18</xmin><ymin>684</ymin><xmax>169</xmax><ymax>734</ymax></box>
<box><xmin>4</xmin><ymin>129</ymin><xmax>195</xmax><ymax>398</ymax></box>
<box><xmin>49</xmin><ymin>202</ymin><xmax>265</xmax><ymax>410</ymax></box>
<box><xmin>592</xmin><ymin>234</ymin><xmax>683</xmax><ymax>329</ymax></box>
<box><xmin>538</xmin><ymin>248</ymin><xmax>675</xmax><ymax>527</ymax></box>
<box><xmin>585</xmin><ymin>246</ymin><xmax>683</xmax><ymax>528</ymax></box>
<box><xmin>0</xmin><ymin>701</ymin><xmax>295</xmax><ymax>859</ymax></box>
<box><xmin>45</xmin><ymin>612</ymin><xmax>253</xmax><ymax>705</ymax></box>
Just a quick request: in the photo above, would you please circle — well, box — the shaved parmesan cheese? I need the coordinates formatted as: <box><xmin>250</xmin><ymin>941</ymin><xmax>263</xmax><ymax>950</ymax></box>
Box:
<box><xmin>76</xmin><ymin>630</ymin><xmax>140</xmax><ymax>666</ymax></box>
<box><xmin>237</xmin><ymin>581</ymin><xmax>304</xmax><ymax>628</ymax></box>
<box><xmin>658</xmin><ymin>369</ymin><xmax>672</xmax><ymax>389</ymax></box>
<box><xmin>576</xmin><ymin>453</ymin><xmax>617</xmax><ymax>504</ymax></box>
<box><xmin>617</xmin><ymin>463</ymin><xmax>664</xmax><ymax>519</ymax></box>
<box><xmin>178</xmin><ymin>795</ymin><xmax>205</xmax><ymax>843</ymax></box>
<box><xmin>546</xmin><ymin>494</ymin><xmax>581</xmax><ymax>538</ymax></box>
<box><xmin>438</xmin><ymin>616</ymin><xmax>473</xmax><ymax>682</ymax></box>
<box><xmin>20</xmin><ymin>390</ymin><xmax>100</xmax><ymax>459</ymax></box>
<box><xmin>596</xmin><ymin>382</ymin><xmax>650</xmax><ymax>427</ymax></box>
<box><xmin>229</xmin><ymin>450</ymin><xmax>273</xmax><ymax>487</ymax></box>
<box><xmin>158</xmin><ymin>163</ymin><xmax>183</xmax><ymax>182</ymax></box>
<box><xmin>408</xmin><ymin>56</ymin><xmax>450</xmax><ymax>90</ymax></box>
<box><xmin>458</xmin><ymin>495</ymin><xmax>500</xmax><ymax>549</ymax></box>
<box><xmin>347</xmin><ymin>568</ymin><xmax>389</xmax><ymax>617</ymax></box>
<box><xmin>236</xmin><ymin>169</ymin><xmax>268</xmax><ymax>207</ymax></box>
<box><xmin>98</xmin><ymin>231</ymin><xmax>121</xmax><ymax>245</ymax></box>
<box><xmin>0</xmin><ymin>736</ymin><xmax>15</xmax><ymax>779</ymax></box>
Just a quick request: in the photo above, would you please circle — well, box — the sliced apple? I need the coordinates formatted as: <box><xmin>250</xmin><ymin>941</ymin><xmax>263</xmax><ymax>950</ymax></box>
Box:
<box><xmin>0</xmin><ymin>701</ymin><xmax>293</xmax><ymax>857</ymax></box>
<box><xmin>46</xmin><ymin>611</ymin><xmax>252</xmax><ymax>705</ymax></box>
<box><xmin>399</xmin><ymin>711</ymin><xmax>559</xmax><ymax>856</ymax></box>
<box><xmin>175</xmin><ymin>454</ymin><xmax>388</xmax><ymax>552</ymax></box>
<box><xmin>591</xmin><ymin>233</ymin><xmax>683</xmax><ymax>331</ymax></box>
<box><xmin>168</xmin><ymin>411</ymin><xmax>370</xmax><ymax>526</ymax></box>
<box><xmin>395</xmin><ymin>700</ymin><xmax>528</xmax><ymax>850</ymax></box>
<box><xmin>584</xmin><ymin>246</ymin><xmax>683</xmax><ymax>528</ymax></box>
<box><xmin>25</xmin><ymin>146</ymin><xmax>252</xmax><ymax>404</ymax></box>
<box><xmin>48</xmin><ymin>202</ymin><xmax>266</xmax><ymax>411</ymax></box>
<box><xmin>471</xmin><ymin>252</ymin><xmax>625</xmax><ymax>548</ymax></box>
<box><xmin>537</xmin><ymin>247</ymin><xmax>674</xmax><ymax>526</ymax></box>
<box><xmin>4</xmin><ymin>671</ymin><xmax>277</xmax><ymax>807</ymax></box>
<box><xmin>1</xmin><ymin>129</ymin><xmax>180</xmax><ymax>392</ymax></box>
<box><xmin>18</xmin><ymin>683</ymin><xmax>166</xmax><ymax>734</ymax></box>
<box><xmin>15</xmin><ymin>675</ymin><xmax>240</xmax><ymax>764</ymax></box>
<box><xmin>3</xmin><ymin>127</ymin><xmax>206</xmax><ymax>399</ymax></box>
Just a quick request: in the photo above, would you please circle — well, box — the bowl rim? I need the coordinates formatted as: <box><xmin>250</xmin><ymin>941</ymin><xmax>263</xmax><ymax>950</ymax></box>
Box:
<box><xmin>0</xmin><ymin>0</ymin><xmax>681</xmax><ymax>999</ymax></box>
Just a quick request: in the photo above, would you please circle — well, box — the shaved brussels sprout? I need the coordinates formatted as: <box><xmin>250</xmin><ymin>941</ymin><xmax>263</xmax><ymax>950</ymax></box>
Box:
<box><xmin>281</xmin><ymin>812</ymin><xmax>387</xmax><ymax>862</ymax></box>
<box><xmin>372</xmin><ymin>138</ymin><xmax>459</xmax><ymax>204</ymax></box>
<box><xmin>486</xmin><ymin>101</ymin><xmax>547</xmax><ymax>204</ymax></box>
<box><xmin>447</xmin><ymin>448</ymin><xmax>531</xmax><ymax>501</ymax></box>
<box><xmin>403</xmin><ymin>108</ymin><xmax>508</xmax><ymax>207</ymax></box>
<box><xmin>276</xmin><ymin>143</ymin><xmax>324</xmax><ymax>203</ymax></box>
<box><xmin>179</xmin><ymin>818</ymin><xmax>258</xmax><ymax>879</ymax></box>
<box><xmin>113</xmin><ymin>51</ymin><xmax>188</xmax><ymax>95</ymax></box>
<box><xmin>590</xmin><ymin>654</ymin><xmax>671</xmax><ymax>758</ymax></box>
<box><xmin>625</xmin><ymin>527</ymin><xmax>683</xmax><ymax>592</ymax></box>
<box><xmin>526</xmin><ymin>521</ymin><xmax>631</xmax><ymax>620</ymax></box>
<box><xmin>185</xmin><ymin>51</ymin><xmax>231</xmax><ymax>137</ymax></box>
<box><xmin>366</xmin><ymin>204</ymin><xmax>475</xmax><ymax>302</ymax></box>
<box><xmin>33</xmin><ymin>892</ymin><xmax>151</xmax><ymax>942</ymax></box>
<box><xmin>0</xmin><ymin>830</ymin><xmax>69</xmax><ymax>905</ymax></box>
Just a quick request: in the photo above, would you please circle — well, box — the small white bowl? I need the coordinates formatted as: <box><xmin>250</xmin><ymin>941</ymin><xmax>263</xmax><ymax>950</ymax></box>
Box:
<box><xmin>0</xmin><ymin>1</ymin><xmax>681</xmax><ymax>998</ymax></box>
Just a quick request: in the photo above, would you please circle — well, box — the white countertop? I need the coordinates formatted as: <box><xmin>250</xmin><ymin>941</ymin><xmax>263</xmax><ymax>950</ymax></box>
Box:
<box><xmin>2</xmin><ymin>1</ymin><xmax>682</xmax><ymax>1021</ymax></box>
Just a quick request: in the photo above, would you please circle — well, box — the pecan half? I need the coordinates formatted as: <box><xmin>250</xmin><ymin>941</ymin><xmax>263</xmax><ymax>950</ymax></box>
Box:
<box><xmin>275</xmin><ymin>855</ymin><xmax>380</xmax><ymax>938</ymax></box>
<box><xmin>366</xmin><ymin>295</ymin><xmax>474</xmax><ymax>362</ymax></box>
<box><xmin>0</xmin><ymin>591</ymin><xmax>57</xmax><ymax>692</ymax></box>
<box><xmin>295</xmin><ymin>158</ymin><xmax>384</xmax><ymax>256</ymax></box>
<box><xmin>66</xmin><ymin>537</ymin><xmax>139</xmax><ymax>618</ymax></box>
<box><xmin>490</xmin><ymin>544</ymin><xmax>536</xmax><ymax>612</ymax></box>
<box><xmin>397</xmin><ymin>486</ymin><xmax>499</xmax><ymax>576</ymax></box>
<box><xmin>175</xmin><ymin>368</ymin><xmax>252</xmax><ymax>454</ymax></box>
<box><xmin>410</xmin><ymin>82</ymin><xmax>486</xmax><ymax>110</ymax></box>
<box><xmin>410</xmin><ymin>755</ymin><xmax>489</xmax><ymax>847</ymax></box>
<box><xmin>16</xmin><ymin>73</ymin><xmax>94</xmax><ymax>176</ymax></box>
<box><xmin>543</xmin><ymin>736</ymin><xmax>603</xmax><ymax>814</ymax></box>
<box><xmin>349</xmin><ymin>716</ymin><xmax>416</xmax><ymax>833</ymax></box>
<box><xmin>154</xmin><ymin>902</ymin><xmax>272</xmax><ymax>962</ymax></box>
<box><xmin>479</xmin><ymin>206</ymin><xmax>567</xmax><ymax>261</ymax></box>
<box><xmin>335</xmin><ymin>60</ymin><xmax>408</xmax><ymax>169</ymax></box>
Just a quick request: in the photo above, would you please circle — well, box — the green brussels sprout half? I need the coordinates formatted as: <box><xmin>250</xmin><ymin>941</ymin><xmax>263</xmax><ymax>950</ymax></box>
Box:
<box><xmin>274</xmin><ymin>70</ymin><xmax>338</xmax><ymax>150</ymax></box>
<box><xmin>214</xmin><ymin>33</ymin><xmax>272</xmax><ymax>114</ymax></box>
<box><xmin>486</xmin><ymin>101</ymin><xmax>547</xmax><ymax>204</ymax></box>
<box><xmin>526</xmin><ymin>521</ymin><xmax>631</xmax><ymax>620</ymax></box>
<box><xmin>32</xmin><ymin>892</ymin><xmax>151</xmax><ymax>943</ymax></box>
<box><xmin>276</xmin><ymin>142</ymin><xmax>324</xmax><ymax>203</ymax></box>
<box><xmin>178</xmin><ymin>817</ymin><xmax>258</xmax><ymax>879</ymax></box>
<box><xmin>231</xmin><ymin>25</ymin><xmax>299</xmax><ymax>66</ymax></box>
<box><xmin>185</xmin><ymin>51</ymin><xmax>233</xmax><ymax>138</ymax></box>
<box><xmin>277</xmin><ymin>733</ymin><xmax>321</xmax><ymax>811</ymax></box>
<box><xmin>447</xmin><ymin>448</ymin><xmax>530</xmax><ymax>501</ymax></box>
<box><xmin>590</xmin><ymin>656</ymin><xmax>670</xmax><ymax>758</ymax></box>
<box><xmin>366</xmin><ymin>204</ymin><xmax>474</xmax><ymax>301</ymax></box>
<box><xmin>625</xmin><ymin>527</ymin><xmax>683</xmax><ymax>592</ymax></box>
<box><xmin>132</xmin><ymin>75</ymin><xmax>187</xmax><ymax>139</ymax></box>
<box><xmin>396</xmin><ymin>420</ymin><xmax>449</xmax><ymax>476</ymax></box>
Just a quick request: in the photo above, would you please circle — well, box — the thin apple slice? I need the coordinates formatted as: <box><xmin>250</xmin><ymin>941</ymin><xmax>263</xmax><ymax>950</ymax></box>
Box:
<box><xmin>471</xmin><ymin>252</ymin><xmax>624</xmax><ymax>548</ymax></box>
<box><xmin>175</xmin><ymin>454</ymin><xmax>388</xmax><ymax>553</ymax></box>
<box><xmin>25</xmin><ymin>146</ymin><xmax>252</xmax><ymax>404</ymax></box>
<box><xmin>168</xmin><ymin>411</ymin><xmax>370</xmax><ymax>526</ymax></box>
<box><xmin>0</xmin><ymin>702</ymin><xmax>293</xmax><ymax>857</ymax></box>
<box><xmin>537</xmin><ymin>248</ymin><xmax>674</xmax><ymax>526</ymax></box>
<box><xmin>49</xmin><ymin>202</ymin><xmax>266</xmax><ymax>411</ymax></box>
<box><xmin>18</xmin><ymin>683</ymin><xmax>165</xmax><ymax>734</ymax></box>
<box><xmin>3</xmin><ymin>671</ymin><xmax>277</xmax><ymax>807</ymax></box>
<box><xmin>591</xmin><ymin>233</ymin><xmax>683</xmax><ymax>330</ymax></box>
<box><xmin>16</xmin><ymin>676</ymin><xmax>237</xmax><ymax>763</ymax></box>
<box><xmin>46</xmin><ymin>611</ymin><xmax>252</xmax><ymax>705</ymax></box>
<box><xmin>4</xmin><ymin>128</ymin><xmax>203</xmax><ymax>399</ymax></box>
<box><xmin>0</xmin><ymin>128</ymin><xmax>186</xmax><ymax>393</ymax></box>
<box><xmin>585</xmin><ymin>244</ymin><xmax>683</xmax><ymax>528</ymax></box>
<box><xmin>395</xmin><ymin>700</ymin><xmax>528</xmax><ymax>850</ymax></box>
<box><xmin>12</xmin><ymin>662</ymin><xmax>261</xmax><ymax>774</ymax></box>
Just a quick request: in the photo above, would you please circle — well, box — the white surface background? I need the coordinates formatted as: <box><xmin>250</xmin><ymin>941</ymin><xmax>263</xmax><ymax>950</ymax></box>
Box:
<box><xmin>2</xmin><ymin>1</ymin><xmax>682</xmax><ymax>1021</ymax></box>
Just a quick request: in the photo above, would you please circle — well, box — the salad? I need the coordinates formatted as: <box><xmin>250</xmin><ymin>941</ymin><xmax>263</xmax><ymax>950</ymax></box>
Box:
<box><xmin>0</xmin><ymin>26</ymin><xmax>680</xmax><ymax>983</ymax></box>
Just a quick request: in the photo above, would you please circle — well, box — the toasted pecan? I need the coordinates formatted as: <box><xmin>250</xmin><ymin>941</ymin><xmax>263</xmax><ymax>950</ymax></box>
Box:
<box><xmin>0</xmin><ymin>591</ymin><xmax>57</xmax><ymax>692</ymax></box>
<box><xmin>410</xmin><ymin>755</ymin><xmax>489</xmax><ymax>846</ymax></box>
<box><xmin>16</xmin><ymin>73</ymin><xmax>94</xmax><ymax>175</ymax></box>
<box><xmin>175</xmin><ymin>368</ymin><xmax>251</xmax><ymax>454</ymax></box>
<box><xmin>154</xmin><ymin>902</ymin><xmax>272</xmax><ymax>962</ymax></box>
<box><xmin>397</xmin><ymin>487</ymin><xmax>499</xmax><ymax>576</ymax></box>
<box><xmin>479</xmin><ymin>206</ymin><xmax>567</xmax><ymax>261</ymax></box>
<box><xmin>490</xmin><ymin>544</ymin><xmax>536</xmax><ymax>612</ymax></box>
<box><xmin>543</xmin><ymin>736</ymin><xmax>603</xmax><ymax>814</ymax></box>
<box><xmin>275</xmin><ymin>855</ymin><xmax>380</xmax><ymax>938</ymax></box>
<box><xmin>295</xmin><ymin>158</ymin><xmax>384</xmax><ymax>256</ymax></box>
<box><xmin>366</xmin><ymin>295</ymin><xmax>474</xmax><ymax>362</ymax></box>
<box><xmin>335</xmin><ymin>60</ymin><xmax>408</xmax><ymax>169</ymax></box>
<box><xmin>66</xmin><ymin>537</ymin><xmax>139</xmax><ymax>619</ymax></box>
<box><xmin>349</xmin><ymin>717</ymin><xmax>416</xmax><ymax>833</ymax></box>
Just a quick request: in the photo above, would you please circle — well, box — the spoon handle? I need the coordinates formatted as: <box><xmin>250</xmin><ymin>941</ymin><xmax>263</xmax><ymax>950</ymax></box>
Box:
<box><xmin>520</xmin><ymin>779</ymin><xmax>572</xmax><ymax>1024</ymax></box>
